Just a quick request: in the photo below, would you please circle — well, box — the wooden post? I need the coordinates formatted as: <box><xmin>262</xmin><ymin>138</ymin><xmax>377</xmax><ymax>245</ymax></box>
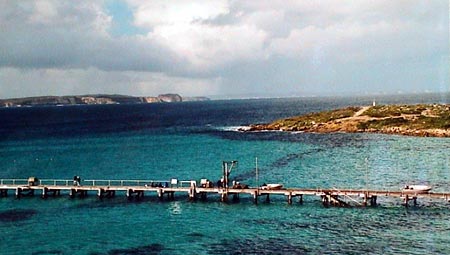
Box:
<box><xmin>370</xmin><ymin>196</ymin><xmax>377</xmax><ymax>207</ymax></box>
<box><xmin>413</xmin><ymin>197</ymin><xmax>417</xmax><ymax>206</ymax></box>
<box><xmin>265</xmin><ymin>194</ymin><xmax>270</xmax><ymax>203</ymax></box>
<box><xmin>157</xmin><ymin>188</ymin><xmax>163</xmax><ymax>201</ymax></box>
<box><xmin>42</xmin><ymin>187</ymin><xmax>48</xmax><ymax>199</ymax></box>
<box><xmin>15</xmin><ymin>188</ymin><xmax>22</xmax><ymax>199</ymax></box>
<box><xmin>404</xmin><ymin>195</ymin><xmax>409</xmax><ymax>207</ymax></box>
<box><xmin>189</xmin><ymin>187</ymin><xmax>196</xmax><ymax>201</ymax></box>
<box><xmin>221</xmin><ymin>192</ymin><xmax>228</xmax><ymax>202</ymax></box>
<box><xmin>321</xmin><ymin>195</ymin><xmax>329</xmax><ymax>207</ymax></box>
<box><xmin>298</xmin><ymin>195</ymin><xmax>303</xmax><ymax>204</ymax></box>
<box><xmin>98</xmin><ymin>189</ymin><xmax>104</xmax><ymax>199</ymax></box>
<box><xmin>287</xmin><ymin>193</ymin><xmax>292</xmax><ymax>205</ymax></box>
<box><xmin>253</xmin><ymin>190</ymin><xmax>258</xmax><ymax>204</ymax></box>
<box><xmin>126</xmin><ymin>189</ymin><xmax>132</xmax><ymax>200</ymax></box>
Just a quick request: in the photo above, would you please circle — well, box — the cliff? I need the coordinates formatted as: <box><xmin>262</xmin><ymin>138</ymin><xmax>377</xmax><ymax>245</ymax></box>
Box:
<box><xmin>245</xmin><ymin>104</ymin><xmax>450</xmax><ymax>138</ymax></box>
<box><xmin>0</xmin><ymin>94</ymin><xmax>209</xmax><ymax>107</ymax></box>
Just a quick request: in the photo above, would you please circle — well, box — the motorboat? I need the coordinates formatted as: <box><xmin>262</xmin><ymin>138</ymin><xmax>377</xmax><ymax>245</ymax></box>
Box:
<box><xmin>261</xmin><ymin>183</ymin><xmax>283</xmax><ymax>190</ymax></box>
<box><xmin>402</xmin><ymin>185</ymin><xmax>432</xmax><ymax>194</ymax></box>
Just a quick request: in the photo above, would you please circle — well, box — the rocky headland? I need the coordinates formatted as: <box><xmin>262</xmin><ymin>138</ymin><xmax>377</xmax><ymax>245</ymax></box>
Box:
<box><xmin>0</xmin><ymin>93</ymin><xmax>209</xmax><ymax>107</ymax></box>
<box><xmin>245</xmin><ymin>104</ymin><xmax>450</xmax><ymax>137</ymax></box>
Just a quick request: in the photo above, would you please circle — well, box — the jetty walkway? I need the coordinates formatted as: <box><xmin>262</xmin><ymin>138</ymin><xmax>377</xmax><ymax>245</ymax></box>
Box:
<box><xmin>1</xmin><ymin>178</ymin><xmax>450</xmax><ymax>207</ymax></box>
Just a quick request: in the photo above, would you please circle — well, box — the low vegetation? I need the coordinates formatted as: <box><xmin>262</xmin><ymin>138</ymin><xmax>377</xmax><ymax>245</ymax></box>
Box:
<box><xmin>247</xmin><ymin>104</ymin><xmax>450</xmax><ymax>137</ymax></box>
<box><xmin>269</xmin><ymin>107</ymin><xmax>360</xmax><ymax>129</ymax></box>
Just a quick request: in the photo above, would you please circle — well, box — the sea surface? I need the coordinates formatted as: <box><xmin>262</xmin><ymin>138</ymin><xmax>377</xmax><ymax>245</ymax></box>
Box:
<box><xmin>0</xmin><ymin>94</ymin><xmax>449</xmax><ymax>255</ymax></box>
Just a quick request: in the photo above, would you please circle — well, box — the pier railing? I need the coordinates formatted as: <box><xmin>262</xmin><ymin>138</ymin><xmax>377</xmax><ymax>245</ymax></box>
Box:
<box><xmin>83</xmin><ymin>179</ymin><xmax>172</xmax><ymax>187</ymax></box>
<box><xmin>0</xmin><ymin>179</ymin><xmax>28</xmax><ymax>185</ymax></box>
<box><xmin>0</xmin><ymin>178</ymin><xmax>196</xmax><ymax>188</ymax></box>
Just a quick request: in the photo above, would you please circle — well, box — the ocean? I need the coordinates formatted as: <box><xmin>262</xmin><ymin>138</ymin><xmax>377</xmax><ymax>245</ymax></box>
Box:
<box><xmin>0</xmin><ymin>94</ymin><xmax>449</xmax><ymax>255</ymax></box>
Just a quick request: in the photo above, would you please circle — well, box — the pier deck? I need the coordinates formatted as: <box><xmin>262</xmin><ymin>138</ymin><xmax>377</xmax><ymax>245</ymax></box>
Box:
<box><xmin>1</xmin><ymin>178</ymin><xmax>449</xmax><ymax>207</ymax></box>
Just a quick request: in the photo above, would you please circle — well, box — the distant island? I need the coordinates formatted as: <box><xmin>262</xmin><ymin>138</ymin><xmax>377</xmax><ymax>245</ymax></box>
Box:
<box><xmin>0</xmin><ymin>94</ymin><xmax>210</xmax><ymax>107</ymax></box>
<box><xmin>245</xmin><ymin>104</ymin><xmax>450</xmax><ymax>137</ymax></box>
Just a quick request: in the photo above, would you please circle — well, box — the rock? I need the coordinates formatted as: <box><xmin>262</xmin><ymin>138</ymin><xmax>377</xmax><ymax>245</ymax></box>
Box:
<box><xmin>142</xmin><ymin>97</ymin><xmax>160</xmax><ymax>103</ymax></box>
<box><xmin>0</xmin><ymin>93</ymin><xmax>210</xmax><ymax>107</ymax></box>
<box><xmin>158</xmin><ymin>94</ymin><xmax>182</xmax><ymax>103</ymax></box>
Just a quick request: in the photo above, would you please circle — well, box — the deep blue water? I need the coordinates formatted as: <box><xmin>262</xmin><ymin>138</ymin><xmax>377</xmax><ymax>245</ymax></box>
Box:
<box><xmin>0</xmin><ymin>94</ymin><xmax>449</xmax><ymax>254</ymax></box>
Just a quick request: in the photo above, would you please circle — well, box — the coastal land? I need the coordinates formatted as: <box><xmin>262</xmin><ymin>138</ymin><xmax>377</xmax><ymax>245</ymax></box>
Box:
<box><xmin>0</xmin><ymin>94</ymin><xmax>209</xmax><ymax>107</ymax></box>
<box><xmin>246</xmin><ymin>104</ymin><xmax>450</xmax><ymax>137</ymax></box>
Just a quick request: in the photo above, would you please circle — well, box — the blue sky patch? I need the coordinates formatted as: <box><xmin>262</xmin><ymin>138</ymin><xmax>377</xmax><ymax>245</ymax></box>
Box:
<box><xmin>105</xmin><ymin>0</ymin><xmax>147</xmax><ymax>37</ymax></box>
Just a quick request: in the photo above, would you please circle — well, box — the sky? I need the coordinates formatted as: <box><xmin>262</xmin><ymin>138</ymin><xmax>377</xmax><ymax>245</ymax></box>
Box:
<box><xmin>0</xmin><ymin>0</ymin><xmax>448</xmax><ymax>99</ymax></box>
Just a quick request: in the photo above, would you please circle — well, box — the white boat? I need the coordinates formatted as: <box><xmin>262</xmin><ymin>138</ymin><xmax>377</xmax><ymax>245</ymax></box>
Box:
<box><xmin>402</xmin><ymin>185</ymin><xmax>432</xmax><ymax>194</ymax></box>
<box><xmin>261</xmin><ymin>183</ymin><xmax>283</xmax><ymax>190</ymax></box>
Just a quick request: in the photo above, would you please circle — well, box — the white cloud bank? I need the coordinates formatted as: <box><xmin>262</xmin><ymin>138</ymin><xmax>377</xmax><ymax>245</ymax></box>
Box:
<box><xmin>0</xmin><ymin>0</ymin><xmax>448</xmax><ymax>98</ymax></box>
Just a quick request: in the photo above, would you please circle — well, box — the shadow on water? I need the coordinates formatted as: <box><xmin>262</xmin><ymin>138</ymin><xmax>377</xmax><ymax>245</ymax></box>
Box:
<box><xmin>32</xmin><ymin>250</ymin><xmax>63</xmax><ymax>255</ymax></box>
<box><xmin>187</xmin><ymin>232</ymin><xmax>206</xmax><ymax>238</ymax></box>
<box><xmin>88</xmin><ymin>243</ymin><xmax>164</xmax><ymax>255</ymax></box>
<box><xmin>270</xmin><ymin>148</ymin><xmax>326</xmax><ymax>168</ymax></box>
<box><xmin>201</xmin><ymin>129</ymin><xmax>383</xmax><ymax>148</ymax></box>
<box><xmin>0</xmin><ymin>209</ymin><xmax>37</xmax><ymax>222</ymax></box>
<box><xmin>71</xmin><ymin>199</ymin><xmax>144</xmax><ymax>210</ymax></box>
<box><xmin>69</xmin><ymin>196</ymin><xmax>194</xmax><ymax>211</ymax></box>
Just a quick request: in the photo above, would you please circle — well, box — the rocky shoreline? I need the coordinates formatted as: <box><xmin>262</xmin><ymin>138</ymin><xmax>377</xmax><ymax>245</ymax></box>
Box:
<box><xmin>0</xmin><ymin>94</ymin><xmax>209</xmax><ymax>107</ymax></box>
<box><xmin>244</xmin><ymin>104</ymin><xmax>450</xmax><ymax>138</ymax></box>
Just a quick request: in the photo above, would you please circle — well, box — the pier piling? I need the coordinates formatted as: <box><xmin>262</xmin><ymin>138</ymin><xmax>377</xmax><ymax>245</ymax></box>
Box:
<box><xmin>0</xmin><ymin>189</ymin><xmax>8</xmax><ymax>197</ymax></box>
<box><xmin>15</xmin><ymin>188</ymin><xmax>21</xmax><ymax>199</ymax></box>
<box><xmin>42</xmin><ymin>187</ymin><xmax>48</xmax><ymax>199</ymax></box>
<box><xmin>220</xmin><ymin>190</ymin><xmax>228</xmax><ymax>202</ymax></box>
<box><xmin>287</xmin><ymin>193</ymin><xmax>292</xmax><ymax>205</ymax></box>
<box><xmin>253</xmin><ymin>191</ymin><xmax>258</xmax><ymax>204</ymax></box>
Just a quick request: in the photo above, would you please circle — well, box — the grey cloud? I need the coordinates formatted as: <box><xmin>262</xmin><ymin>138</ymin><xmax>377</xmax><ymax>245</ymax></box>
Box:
<box><xmin>0</xmin><ymin>2</ymin><xmax>181</xmax><ymax>72</ymax></box>
<box><xmin>0</xmin><ymin>0</ymin><xmax>447</xmax><ymax>99</ymax></box>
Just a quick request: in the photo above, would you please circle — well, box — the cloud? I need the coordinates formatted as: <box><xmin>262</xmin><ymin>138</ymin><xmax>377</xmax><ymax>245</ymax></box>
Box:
<box><xmin>0</xmin><ymin>0</ymin><xmax>447</xmax><ymax>98</ymax></box>
<box><xmin>0</xmin><ymin>1</ymin><xmax>177</xmax><ymax>72</ymax></box>
<box><xmin>128</xmin><ymin>0</ymin><xmax>267</xmax><ymax>69</ymax></box>
<box><xmin>150</xmin><ymin>23</ymin><xmax>267</xmax><ymax>69</ymax></box>
<box><xmin>0</xmin><ymin>67</ymin><xmax>222</xmax><ymax>98</ymax></box>
<box><xmin>129</xmin><ymin>0</ymin><xmax>229</xmax><ymax>27</ymax></box>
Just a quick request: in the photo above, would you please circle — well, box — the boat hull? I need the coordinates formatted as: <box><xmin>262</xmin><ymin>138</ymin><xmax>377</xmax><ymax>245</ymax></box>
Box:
<box><xmin>402</xmin><ymin>185</ymin><xmax>432</xmax><ymax>194</ymax></box>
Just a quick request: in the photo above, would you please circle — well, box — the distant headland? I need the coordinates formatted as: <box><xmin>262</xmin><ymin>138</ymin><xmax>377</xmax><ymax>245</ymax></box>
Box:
<box><xmin>0</xmin><ymin>94</ymin><xmax>210</xmax><ymax>107</ymax></box>
<box><xmin>245</xmin><ymin>104</ymin><xmax>450</xmax><ymax>137</ymax></box>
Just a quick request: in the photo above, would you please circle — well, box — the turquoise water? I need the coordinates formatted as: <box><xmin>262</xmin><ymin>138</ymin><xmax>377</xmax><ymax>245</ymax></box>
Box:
<box><xmin>0</xmin><ymin>96</ymin><xmax>449</xmax><ymax>254</ymax></box>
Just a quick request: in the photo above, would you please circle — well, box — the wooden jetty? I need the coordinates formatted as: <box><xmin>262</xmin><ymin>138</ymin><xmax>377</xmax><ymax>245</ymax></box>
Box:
<box><xmin>1</xmin><ymin>177</ymin><xmax>450</xmax><ymax>207</ymax></box>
